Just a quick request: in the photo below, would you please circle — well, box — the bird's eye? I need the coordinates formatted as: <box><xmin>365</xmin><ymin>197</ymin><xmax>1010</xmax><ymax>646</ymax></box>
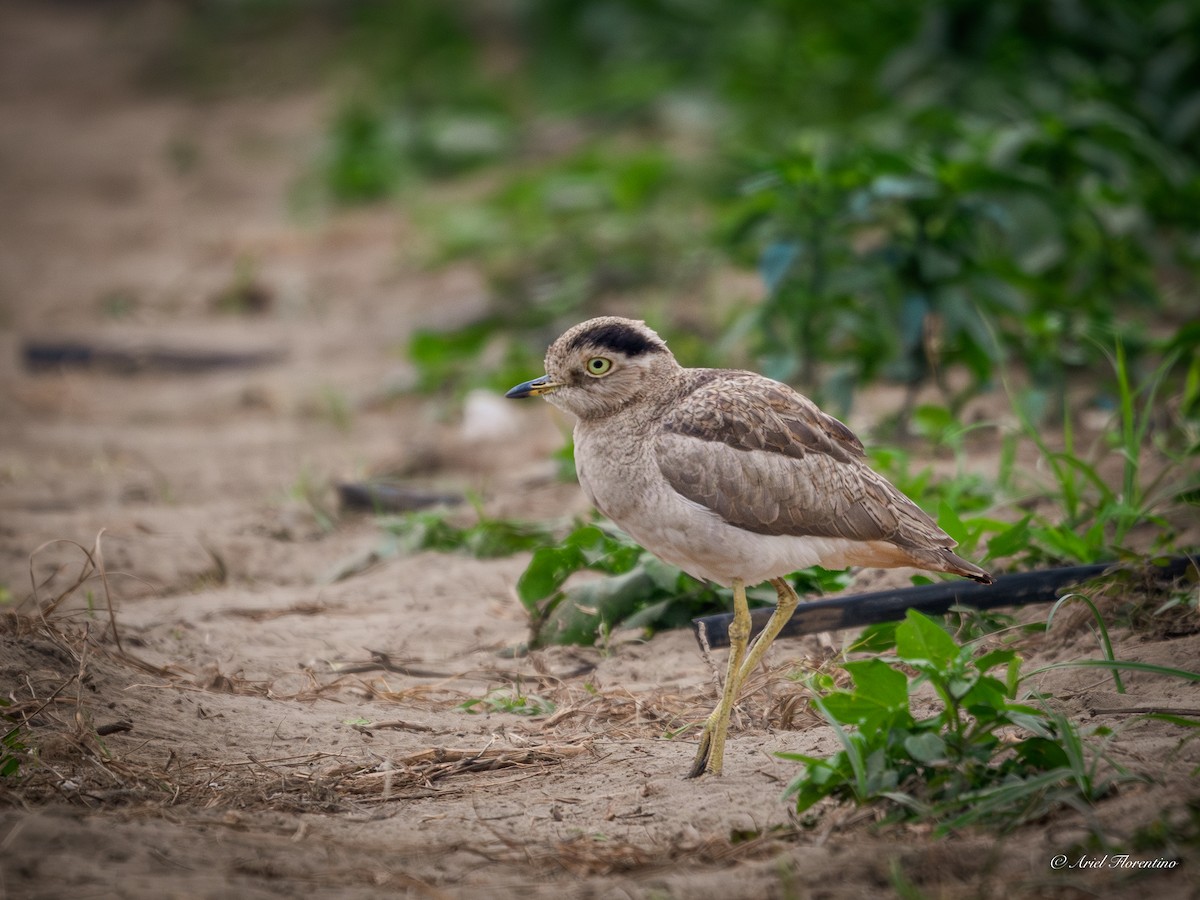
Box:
<box><xmin>585</xmin><ymin>356</ymin><xmax>614</xmax><ymax>377</ymax></box>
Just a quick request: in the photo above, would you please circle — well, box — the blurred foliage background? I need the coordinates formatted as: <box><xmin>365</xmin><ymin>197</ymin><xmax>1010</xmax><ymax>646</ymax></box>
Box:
<box><xmin>178</xmin><ymin>0</ymin><xmax>1199</xmax><ymax>418</ymax></box>
<box><xmin>156</xmin><ymin>0</ymin><xmax>1200</xmax><ymax>642</ymax></box>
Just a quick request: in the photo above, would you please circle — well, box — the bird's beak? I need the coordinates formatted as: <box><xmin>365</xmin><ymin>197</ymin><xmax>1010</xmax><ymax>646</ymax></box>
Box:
<box><xmin>505</xmin><ymin>375</ymin><xmax>561</xmax><ymax>399</ymax></box>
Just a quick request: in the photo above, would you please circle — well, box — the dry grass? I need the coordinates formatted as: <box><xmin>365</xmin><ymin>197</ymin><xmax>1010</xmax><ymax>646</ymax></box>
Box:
<box><xmin>2</xmin><ymin>576</ymin><xmax>825</xmax><ymax>821</ymax></box>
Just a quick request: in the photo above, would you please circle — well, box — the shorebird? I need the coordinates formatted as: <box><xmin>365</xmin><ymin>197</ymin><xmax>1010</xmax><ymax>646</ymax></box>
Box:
<box><xmin>507</xmin><ymin>317</ymin><xmax>992</xmax><ymax>777</ymax></box>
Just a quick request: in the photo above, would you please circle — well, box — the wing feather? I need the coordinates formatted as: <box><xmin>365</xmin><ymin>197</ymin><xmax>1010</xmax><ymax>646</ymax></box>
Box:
<box><xmin>656</xmin><ymin>373</ymin><xmax>952</xmax><ymax>548</ymax></box>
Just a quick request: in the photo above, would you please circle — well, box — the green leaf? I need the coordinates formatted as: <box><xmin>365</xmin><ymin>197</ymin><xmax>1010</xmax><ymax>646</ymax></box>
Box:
<box><xmin>895</xmin><ymin>610</ymin><xmax>960</xmax><ymax>668</ymax></box>
<box><xmin>974</xmin><ymin>649</ymin><xmax>1017</xmax><ymax>674</ymax></box>
<box><xmin>1013</xmin><ymin>736</ymin><xmax>1070</xmax><ymax>770</ymax></box>
<box><xmin>985</xmin><ymin>516</ymin><xmax>1032</xmax><ymax>559</ymax></box>
<box><xmin>822</xmin><ymin>660</ymin><xmax>911</xmax><ymax>735</ymax></box>
<box><xmin>532</xmin><ymin>567</ymin><xmax>659</xmax><ymax>648</ymax></box>
<box><xmin>937</xmin><ymin>500</ymin><xmax>968</xmax><ymax>546</ymax></box>
<box><xmin>1023</xmin><ymin>659</ymin><xmax>1200</xmax><ymax>683</ymax></box>
<box><xmin>948</xmin><ymin>675</ymin><xmax>978</xmax><ymax>700</ymax></box>
<box><xmin>819</xmin><ymin>691</ymin><xmax>871</xmax><ymax>726</ymax></box>
<box><xmin>848</xmin><ymin>621</ymin><xmax>898</xmax><ymax>654</ymax></box>
<box><xmin>960</xmin><ymin>675</ymin><xmax>1008</xmax><ymax>711</ymax></box>
<box><xmin>843</xmin><ymin>659</ymin><xmax>909</xmax><ymax>710</ymax></box>
<box><xmin>904</xmin><ymin>732</ymin><xmax>947</xmax><ymax>764</ymax></box>
<box><xmin>517</xmin><ymin>545</ymin><xmax>584</xmax><ymax>608</ymax></box>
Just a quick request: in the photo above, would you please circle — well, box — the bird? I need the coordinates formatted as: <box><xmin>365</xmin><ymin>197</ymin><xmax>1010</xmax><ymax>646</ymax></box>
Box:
<box><xmin>506</xmin><ymin>316</ymin><xmax>992</xmax><ymax>777</ymax></box>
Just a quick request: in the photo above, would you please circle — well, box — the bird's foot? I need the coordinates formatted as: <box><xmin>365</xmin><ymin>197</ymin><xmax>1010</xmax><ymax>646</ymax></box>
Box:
<box><xmin>686</xmin><ymin>732</ymin><xmax>713</xmax><ymax>779</ymax></box>
<box><xmin>685</xmin><ymin>712</ymin><xmax>727</xmax><ymax>778</ymax></box>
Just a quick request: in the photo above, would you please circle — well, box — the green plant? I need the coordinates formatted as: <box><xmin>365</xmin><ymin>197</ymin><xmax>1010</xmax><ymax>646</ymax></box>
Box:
<box><xmin>415</xmin><ymin>144</ymin><xmax>712</xmax><ymax>327</ymax></box>
<box><xmin>1004</xmin><ymin>336</ymin><xmax>1199</xmax><ymax>566</ymax></box>
<box><xmin>382</xmin><ymin>508</ymin><xmax>556</xmax><ymax>560</ymax></box>
<box><xmin>287</xmin><ymin>467</ymin><xmax>337</xmax><ymax>533</ymax></box>
<box><xmin>782</xmin><ymin>609</ymin><xmax>1141</xmax><ymax>834</ymax></box>
<box><xmin>459</xmin><ymin>686</ymin><xmax>556</xmax><ymax>717</ymax></box>
<box><xmin>1046</xmin><ymin>590</ymin><xmax>1125</xmax><ymax>693</ymax></box>
<box><xmin>405</xmin><ymin>320</ymin><xmax>546</xmax><ymax>398</ymax></box>
<box><xmin>724</xmin><ymin>118</ymin><xmax>1185</xmax><ymax>414</ymax></box>
<box><xmin>1129</xmin><ymin>799</ymin><xmax>1200</xmax><ymax>855</ymax></box>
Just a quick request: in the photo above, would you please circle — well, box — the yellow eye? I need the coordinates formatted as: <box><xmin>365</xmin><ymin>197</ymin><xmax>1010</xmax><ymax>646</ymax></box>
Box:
<box><xmin>585</xmin><ymin>356</ymin><xmax>613</xmax><ymax>377</ymax></box>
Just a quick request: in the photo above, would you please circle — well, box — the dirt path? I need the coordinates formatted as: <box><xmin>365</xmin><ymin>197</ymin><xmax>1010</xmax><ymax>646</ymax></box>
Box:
<box><xmin>2</xmin><ymin>5</ymin><xmax>1197</xmax><ymax>898</ymax></box>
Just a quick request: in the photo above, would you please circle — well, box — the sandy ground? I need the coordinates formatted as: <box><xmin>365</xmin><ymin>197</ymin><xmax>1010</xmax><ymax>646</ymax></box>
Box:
<box><xmin>2</xmin><ymin>5</ymin><xmax>1198</xmax><ymax>899</ymax></box>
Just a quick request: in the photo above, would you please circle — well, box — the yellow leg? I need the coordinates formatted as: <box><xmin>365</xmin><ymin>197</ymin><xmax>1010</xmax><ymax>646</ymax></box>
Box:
<box><xmin>687</xmin><ymin>578</ymin><xmax>749</xmax><ymax>778</ymax></box>
<box><xmin>733</xmin><ymin>578</ymin><xmax>801</xmax><ymax>688</ymax></box>
<box><xmin>686</xmin><ymin>577</ymin><xmax>801</xmax><ymax>778</ymax></box>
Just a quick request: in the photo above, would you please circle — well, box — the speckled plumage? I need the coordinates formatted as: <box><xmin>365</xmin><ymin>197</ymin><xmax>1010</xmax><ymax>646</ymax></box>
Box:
<box><xmin>507</xmin><ymin>316</ymin><xmax>992</xmax><ymax>776</ymax></box>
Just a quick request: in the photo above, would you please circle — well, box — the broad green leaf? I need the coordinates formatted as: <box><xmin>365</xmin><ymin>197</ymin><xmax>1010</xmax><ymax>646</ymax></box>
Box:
<box><xmin>896</xmin><ymin>610</ymin><xmax>960</xmax><ymax>668</ymax></box>
<box><xmin>843</xmin><ymin>659</ymin><xmax>909</xmax><ymax>710</ymax></box>
<box><xmin>516</xmin><ymin>545</ymin><xmax>584</xmax><ymax>608</ymax></box>
<box><xmin>848</xmin><ymin>621</ymin><xmax>898</xmax><ymax>654</ymax></box>
<box><xmin>974</xmin><ymin>649</ymin><xmax>1017</xmax><ymax>674</ymax></box>
<box><xmin>948</xmin><ymin>675</ymin><xmax>978</xmax><ymax>700</ymax></box>
<box><xmin>819</xmin><ymin>691</ymin><xmax>872</xmax><ymax>726</ymax></box>
<box><xmin>1013</xmin><ymin>737</ymin><xmax>1070</xmax><ymax>770</ymax></box>
<box><xmin>960</xmin><ymin>675</ymin><xmax>1008</xmax><ymax>711</ymax></box>
<box><xmin>864</xmin><ymin>747</ymin><xmax>900</xmax><ymax>793</ymax></box>
<box><xmin>904</xmin><ymin>732</ymin><xmax>947</xmax><ymax>764</ymax></box>
<box><xmin>532</xmin><ymin>567</ymin><xmax>658</xmax><ymax>647</ymax></box>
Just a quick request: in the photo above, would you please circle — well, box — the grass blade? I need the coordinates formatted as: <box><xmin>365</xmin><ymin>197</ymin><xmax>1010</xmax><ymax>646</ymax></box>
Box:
<box><xmin>1046</xmin><ymin>591</ymin><xmax>1124</xmax><ymax>693</ymax></box>
<box><xmin>1023</xmin><ymin>658</ymin><xmax>1200</xmax><ymax>683</ymax></box>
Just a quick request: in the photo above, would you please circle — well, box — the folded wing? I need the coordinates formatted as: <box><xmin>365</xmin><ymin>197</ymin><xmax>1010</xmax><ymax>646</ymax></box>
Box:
<box><xmin>656</xmin><ymin>372</ymin><xmax>954</xmax><ymax>551</ymax></box>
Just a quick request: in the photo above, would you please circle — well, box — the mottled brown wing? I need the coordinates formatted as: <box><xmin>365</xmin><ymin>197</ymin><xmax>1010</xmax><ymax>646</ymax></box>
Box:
<box><xmin>656</xmin><ymin>372</ymin><xmax>953</xmax><ymax>548</ymax></box>
<box><xmin>662</xmin><ymin>371</ymin><xmax>866</xmax><ymax>464</ymax></box>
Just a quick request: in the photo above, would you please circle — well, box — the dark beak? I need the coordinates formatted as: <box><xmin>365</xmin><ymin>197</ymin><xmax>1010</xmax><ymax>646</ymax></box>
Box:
<box><xmin>505</xmin><ymin>375</ymin><xmax>561</xmax><ymax>399</ymax></box>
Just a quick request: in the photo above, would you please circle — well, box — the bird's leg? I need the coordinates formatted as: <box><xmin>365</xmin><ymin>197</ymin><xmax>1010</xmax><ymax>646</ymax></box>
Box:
<box><xmin>687</xmin><ymin>577</ymin><xmax>750</xmax><ymax>778</ymax></box>
<box><xmin>733</xmin><ymin>577</ymin><xmax>801</xmax><ymax>687</ymax></box>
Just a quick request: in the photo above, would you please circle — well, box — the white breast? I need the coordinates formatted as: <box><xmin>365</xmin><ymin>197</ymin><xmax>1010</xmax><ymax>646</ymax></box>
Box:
<box><xmin>575</xmin><ymin>421</ymin><xmax>875</xmax><ymax>587</ymax></box>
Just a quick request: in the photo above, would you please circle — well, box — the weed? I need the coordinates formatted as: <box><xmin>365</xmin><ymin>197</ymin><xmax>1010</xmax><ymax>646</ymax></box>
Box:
<box><xmin>1004</xmin><ymin>335</ymin><xmax>1200</xmax><ymax>566</ymax></box>
<box><xmin>1129</xmin><ymin>799</ymin><xmax>1200</xmax><ymax>855</ymax></box>
<box><xmin>459</xmin><ymin>687</ymin><xmax>556</xmax><ymax>717</ymax></box>
<box><xmin>781</xmin><ymin>609</ymin><xmax>1145</xmax><ymax>835</ymax></box>
<box><xmin>382</xmin><ymin>508</ymin><xmax>555</xmax><ymax>560</ymax></box>
<box><xmin>301</xmin><ymin>0</ymin><xmax>1200</xmax><ymax>420</ymax></box>
<box><xmin>405</xmin><ymin>320</ymin><xmax>546</xmax><ymax>399</ymax></box>
<box><xmin>413</xmin><ymin>144</ymin><xmax>713</xmax><ymax>328</ymax></box>
<box><xmin>1046</xmin><ymin>591</ymin><xmax>1125</xmax><ymax>693</ymax></box>
<box><xmin>322</xmin><ymin>101</ymin><xmax>404</xmax><ymax>203</ymax></box>
<box><xmin>888</xmin><ymin>858</ymin><xmax>928</xmax><ymax>900</ymax></box>
<box><xmin>287</xmin><ymin>467</ymin><xmax>337</xmax><ymax>533</ymax></box>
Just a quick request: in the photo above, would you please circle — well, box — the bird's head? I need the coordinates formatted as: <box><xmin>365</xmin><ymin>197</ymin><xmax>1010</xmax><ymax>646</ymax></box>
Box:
<box><xmin>506</xmin><ymin>317</ymin><xmax>678</xmax><ymax>420</ymax></box>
